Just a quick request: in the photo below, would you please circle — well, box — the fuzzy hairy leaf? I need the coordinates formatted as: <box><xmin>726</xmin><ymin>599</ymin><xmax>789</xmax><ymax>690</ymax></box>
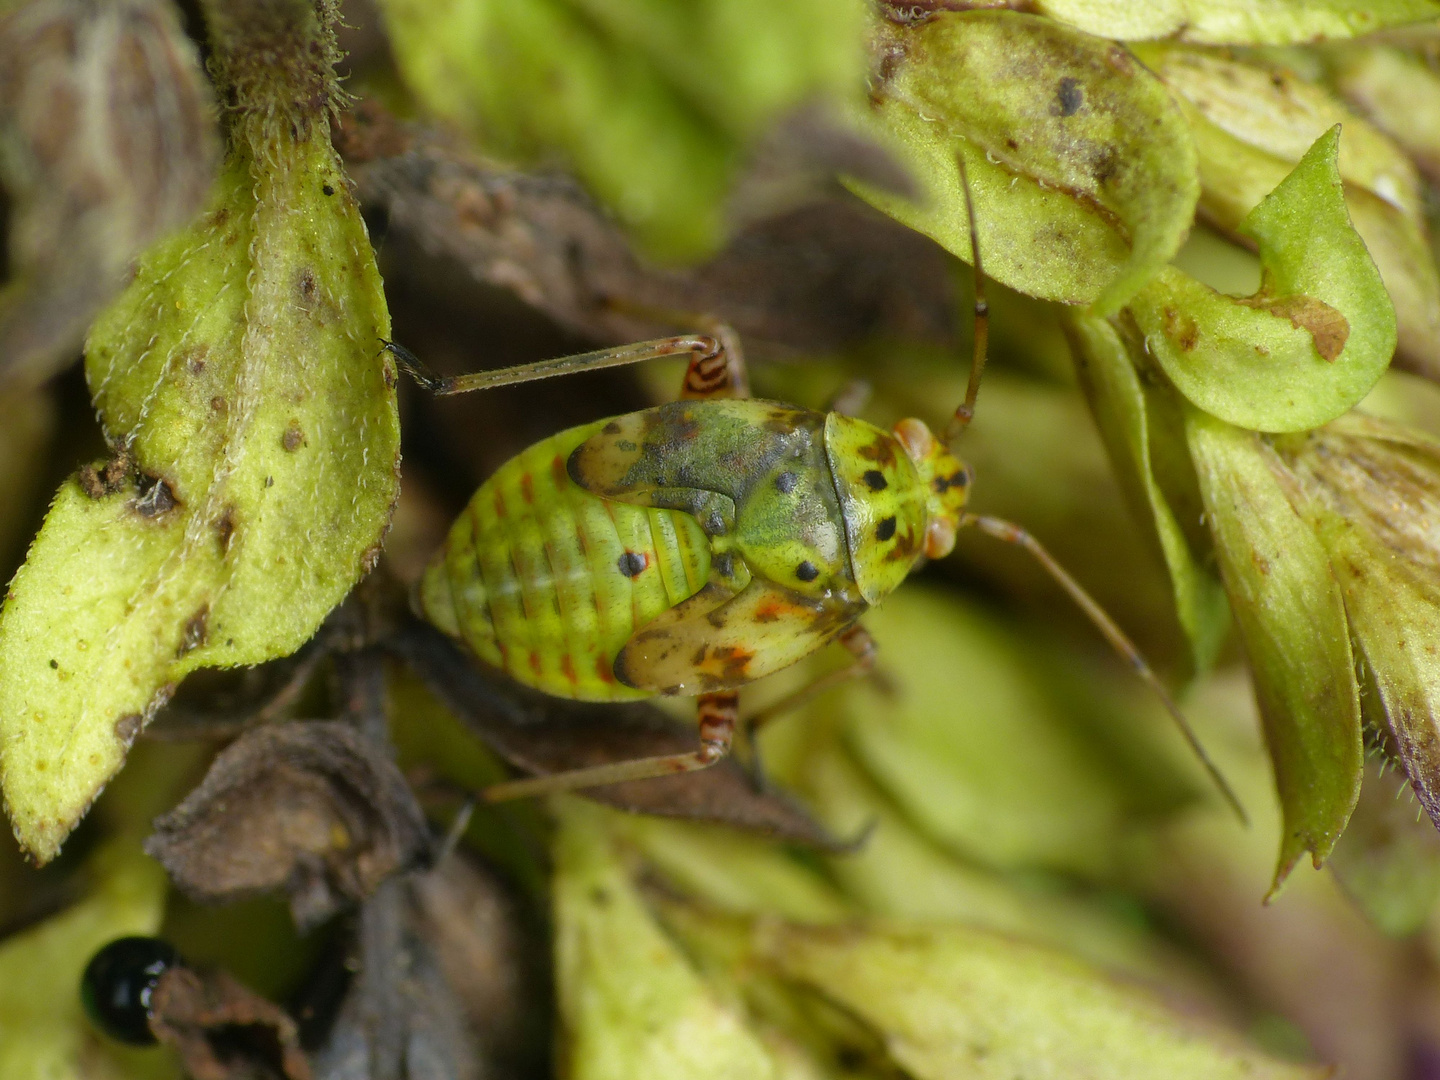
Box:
<box><xmin>1128</xmin><ymin>128</ymin><xmax>1394</xmax><ymax>432</ymax></box>
<box><xmin>760</xmin><ymin>920</ymin><xmax>1326</xmax><ymax>1080</ymax></box>
<box><xmin>1185</xmin><ymin>408</ymin><xmax>1362</xmax><ymax>888</ymax></box>
<box><xmin>376</xmin><ymin>0</ymin><xmax>867</xmax><ymax>260</ymax></box>
<box><xmin>0</xmin><ymin>86</ymin><xmax>400</xmax><ymax>861</ymax></box>
<box><xmin>855</xmin><ymin>10</ymin><xmax>1197</xmax><ymax>313</ymax></box>
<box><xmin>1069</xmin><ymin>313</ymin><xmax>1229</xmax><ymax>674</ymax></box>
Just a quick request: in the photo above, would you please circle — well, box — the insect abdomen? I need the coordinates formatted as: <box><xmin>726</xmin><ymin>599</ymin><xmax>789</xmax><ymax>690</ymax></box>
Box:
<box><xmin>418</xmin><ymin>420</ymin><xmax>713</xmax><ymax>701</ymax></box>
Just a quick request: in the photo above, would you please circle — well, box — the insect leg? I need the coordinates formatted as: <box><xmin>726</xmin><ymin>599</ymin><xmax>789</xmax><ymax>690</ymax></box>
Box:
<box><xmin>961</xmin><ymin>512</ymin><xmax>1247</xmax><ymax>823</ymax></box>
<box><xmin>945</xmin><ymin>150</ymin><xmax>990</xmax><ymax>445</ymax></box>
<box><xmin>741</xmin><ymin>624</ymin><xmax>879</xmax><ymax>735</ymax></box>
<box><xmin>477</xmin><ymin>691</ymin><xmax>738</xmax><ymax>802</ymax></box>
<box><xmin>382</xmin><ymin>335</ymin><xmax>727</xmax><ymax>396</ymax></box>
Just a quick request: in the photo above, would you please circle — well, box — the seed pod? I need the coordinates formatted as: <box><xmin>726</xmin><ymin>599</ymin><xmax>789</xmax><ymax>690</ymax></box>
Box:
<box><xmin>0</xmin><ymin>0</ymin><xmax>218</xmax><ymax>386</ymax></box>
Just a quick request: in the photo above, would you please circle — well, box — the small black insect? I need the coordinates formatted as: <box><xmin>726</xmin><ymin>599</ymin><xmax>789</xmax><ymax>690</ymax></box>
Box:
<box><xmin>81</xmin><ymin>936</ymin><xmax>180</xmax><ymax>1045</ymax></box>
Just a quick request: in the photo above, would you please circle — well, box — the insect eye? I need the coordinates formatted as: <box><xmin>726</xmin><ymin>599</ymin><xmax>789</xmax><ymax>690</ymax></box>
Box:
<box><xmin>81</xmin><ymin>936</ymin><xmax>180</xmax><ymax>1046</ymax></box>
<box><xmin>876</xmin><ymin>516</ymin><xmax>897</xmax><ymax>542</ymax></box>
<box><xmin>796</xmin><ymin>560</ymin><xmax>819</xmax><ymax>582</ymax></box>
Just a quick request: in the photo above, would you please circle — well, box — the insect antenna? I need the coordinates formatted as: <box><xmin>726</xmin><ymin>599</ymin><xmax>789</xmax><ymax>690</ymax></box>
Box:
<box><xmin>946</xmin><ymin>149</ymin><xmax>989</xmax><ymax>446</ymax></box>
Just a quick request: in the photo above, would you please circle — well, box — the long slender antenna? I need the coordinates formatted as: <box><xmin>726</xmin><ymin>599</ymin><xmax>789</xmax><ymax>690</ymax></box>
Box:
<box><xmin>946</xmin><ymin>150</ymin><xmax>989</xmax><ymax>445</ymax></box>
<box><xmin>963</xmin><ymin>512</ymin><xmax>1247</xmax><ymax>823</ymax></box>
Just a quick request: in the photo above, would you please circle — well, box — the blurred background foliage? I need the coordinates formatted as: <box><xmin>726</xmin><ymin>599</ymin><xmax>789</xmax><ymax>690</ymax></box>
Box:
<box><xmin>7</xmin><ymin>0</ymin><xmax>1440</xmax><ymax>1078</ymax></box>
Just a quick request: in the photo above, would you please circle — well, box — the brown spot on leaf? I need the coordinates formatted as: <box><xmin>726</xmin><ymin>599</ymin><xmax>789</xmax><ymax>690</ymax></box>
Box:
<box><xmin>178</xmin><ymin>606</ymin><xmax>209</xmax><ymax>656</ymax></box>
<box><xmin>134</xmin><ymin>476</ymin><xmax>178</xmax><ymax>517</ymax></box>
<box><xmin>215</xmin><ymin>506</ymin><xmax>236</xmax><ymax>552</ymax></box>
<box><xmin>1055</xmin><ymin>76</ymin><xmax>1083</xmax><ymax>117</ymax></box>
<box><xmin>1243</xmin><ymin>293</ymin><xmax>1350</xmax><ymax>361</ymax></box>
<box><xmin>78</xmin><ymin>450</ymin><xmax>131</xmax><ymax>498</ymax></box>
<box><xmin>145</xmin><ymin>721</ymin><xmax>429</xmax><ymax>931</ymax></box>
<box><xmin>282</xmin><ymin>420</ymin><xmax>305</xmax><ymax>451</ymax></box>
<box><xmin>1162</xmin><ymin>305</ymin><xmax>1200</xmax><ymax>352</ymax></box>
<box><xmin>114</xmin><ymin>713</ymin><xmax>142</xmax><ymax>747</ymax></box>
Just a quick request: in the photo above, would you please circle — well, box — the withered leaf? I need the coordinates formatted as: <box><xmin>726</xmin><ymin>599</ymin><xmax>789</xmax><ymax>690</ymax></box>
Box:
<box><xmin>146</xmin><ymin>722</ymin><xmax>430</xmax><ymax>931</ymax></box>
<box><xmin>150</xmin><ymin>964</ymin><xmax>311</xmax><ymax>1080</ymax></box>
<box><xmin>388</xmin><ymin>619</ymin><xmax>839</xmax><ymax>847</ymax></box>
<box><xmin>0</xmin><ymin>0</ymin><xmax>218</xmax><ymax>386</ymax></box>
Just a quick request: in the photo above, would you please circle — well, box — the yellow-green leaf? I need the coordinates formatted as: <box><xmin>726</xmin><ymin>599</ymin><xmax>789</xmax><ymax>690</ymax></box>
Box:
<box><xmin>1271</xmin><ymin>414</ymin><xmax>1440</xmax><ymax>847</ymax></box>
<box><xmin>1128</xmin><ymin>128</ymin><xmax>1394</xmax><ymax>432</ymax></box>
<box><xmin>377</xmin><ymin>0</ymin><xmax>867</xmax><ymax>260</ymax></box>
<box><xmin>760</xmin><ymin>920</ymin><xmax>1326</xmax><ymax>1080</ymax></box>
<box><xmin>1144</xmin><ymin>46</ymin><xmax>1437</xmax><ymax>382</ymax></box>
<box><xmin>1034</xmin><ymin>0</ymin><xmax>1440</xmax><ymax>44</ymax></box>
<box><xmin>0</xmin><ymin>845</ymin><xmax>176</xmax><ymax>1080</ymax></box>
<box><xmin>553</xmin><ymin>798</ymin><xmax>782</xmax><ymax>1080</ymax></box>
<box><xmin>1185</xmin><ymin>407</ymin><xmax>1362</xmax><ymax>888</ymax></box>
<box><xmin>1330</xmin><ymin>45</ymin><xmax>1440</xmax><ymax>186</ymax></box>
<box><xmin>1068</xmin><ymin>312</ymin><xmax>1230</xmax><ymax>673</ymax></box>
<box><xmin>853</xmin><ymin>10</ymin><xmax>1197</xmax><ymax>313</ymax></box>
<box><xmin>0</xmin><ymin>99</ymin><xmax>399</xmax><ymax>861</ymax></box>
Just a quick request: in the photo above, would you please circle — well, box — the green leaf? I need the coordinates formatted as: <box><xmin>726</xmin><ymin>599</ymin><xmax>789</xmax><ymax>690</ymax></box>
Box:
<box><xmin>552</xmin><ymin>798</ymin><xmax>783</xmax><ymax>1080</ymax></box>
<box><xmin>376</xmin><ymin>0</ymin><xmax>867</xmax><ymax>260</ymax></box>
<box><xmin>1128</xmin><ymin>128</ymin><xmax>1394</xmax><ymax>432</ymax></box>
<box><xmin>1331</xmin><ymin>45</ymin><xmax>1440</xmax><ymax>188</ymax></box>
<box><xmin>760</xmin><ymin>920</ymin><xmax>1327</xmax><ymax>1080</ymax></box>
<box><xmin>1270</xmin><ymin>414</ymin><xmax>1440</xmax><ymax>850</ymax></box>
<box><xmin>1185</xmin><ymin>407</ymin><xmax>1362</xmax><ymax>888</ymax></box>
<box><xmin>852</xmin><ymin>10</ymin><xmax>1197</xmax><ymax>313</ymax></box>
<box><xmin>0</xmin><ymin>845</ymin><xmax>177</xmax><ymax>1080</ymax></box>
<box><xmin>1068</xmin><ymin>313</ymin><xmax>1230</xmax><ymax>674</ymax></box>
<box><xmin>1036</xmin><ymin>0</ymin><xmax>1440</xmax><ymax>44</ymax></box>
<box><xmin>1144</xmin><ymin>46</ymin><xmax>1438</xmax><ymax>383</ymax></box>
<box><xmin>0</xmin><ymin>111</ymin><xmax>400</xmax><ymax>861</ymax></box>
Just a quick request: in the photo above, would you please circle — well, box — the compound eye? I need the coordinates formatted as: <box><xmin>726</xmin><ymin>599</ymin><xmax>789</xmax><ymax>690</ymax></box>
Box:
<box><xmin>81</xmin><ymin>936</ymin><xmax>180</xmax><ymax>1045</ymax></box>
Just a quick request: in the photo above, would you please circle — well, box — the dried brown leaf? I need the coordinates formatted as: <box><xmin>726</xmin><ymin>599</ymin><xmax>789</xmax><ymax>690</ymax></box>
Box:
<box><xmin>150</xmin><ymin>964</ymin><xmax>311</xmax><ymax>1080</ymax></box>
<box><xmin>0</xmin><ymin>0</ymin><xmax>218</xmax><ymax>386</ymax></box>
<box><xmin>388</xmin><ymin>619</ymin><xmax>840</xmax><ymax>847</ymax></box>
<box><xmin>338</xmin><ymin>102</ymin><xmax>956</xmax><ymax>354</ymax></box>
<box><xmin>146</xmin><ymin>722</ymin><xmax>430</xmax><ymax>931</ymax></box>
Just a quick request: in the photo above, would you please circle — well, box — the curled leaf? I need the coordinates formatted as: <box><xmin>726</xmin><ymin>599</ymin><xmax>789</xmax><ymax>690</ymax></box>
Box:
<box><xmin>146</xmin><ymin>722</ymin><xmax>430</xmax><ymax>932</ymax></box>
<box><xmin>1145</xmin><ymin>46</ymin><xmax>1438</xmax><ymax>382</ymax></box>
<box><xmin>1185</xmin><ymin>407</ymin><xmax>1362</xmax><ymax>888</ymax></box>
<box><xmin>856</xmin><ymin>10</ymin><xmax>1198</xmax><ymax>313</ymax></box>
<box><xmin>150</xmin><ymin>964</ymin><xmax>311</xmax><ymax>1080</ymax></box>
<box><xmin>552</xmin><ymin>798</ymin><xmax>782</xmax><ymax>1080</ymax></box>
<box><xmin>0</xmin><ymin>0</ymin><xmax>218</xmax><ymax>386</ymax></box>
<box><xmin>1128</xmin><ymin>127</ymin><xmax>1394</xmax><ymax>432</ymax></box>
<box><xmin>0</xmin><ymin>0</ymin><xmax>401</xmax><ymax>864</ymax></box>
<box><xmin>375</xmin><ymin>0</ymin><xmax>868</xmax><ymax>259</ymax></box>
<box><xmin>759</xmin><ymin>920</ymin><xmax>1326</xmax><ymax>1079</ymax></box>
<box><xmin>1068</xmin><ymin>312</ymin><xmax>1229</xmax><ymax>673</ymax></box>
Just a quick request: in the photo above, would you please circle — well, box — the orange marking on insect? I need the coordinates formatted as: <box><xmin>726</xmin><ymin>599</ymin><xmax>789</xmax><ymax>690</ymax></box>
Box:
<box><xmin>528</xmin><ymin>651</ymin><xmax>543</xmax><ymax>676</ymax></box>
<box><xmin>493</xmin><ymin>489</ymin><xmax>507</xmax><ymax>519</ymax></box>
<box><xmin>595</xmin><ymin>655</ymin><xmax>616</xmax><ymax>684</ymax></box>
<box><xmin>552</xmin><ymin>454</ymin><xmax>569</xmax><ymax>487</ymax></box>
<box><xmin>560</xmin><ymin>654</ymin><xmax>577</xmax><ymax>684</ymax></box>
<box><xmin>520</xmin><ymin>473</ymin><xmax>534</xmax><ymax>504</ymax></box>
<box><xmin>753</xmin><ymin>598</ymin><xmax>797</xmax><ymax>624</ymax></box>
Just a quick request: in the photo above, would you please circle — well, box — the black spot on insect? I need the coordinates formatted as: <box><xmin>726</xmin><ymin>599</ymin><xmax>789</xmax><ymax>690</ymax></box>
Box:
<box><xmin>863</xmin><ymin>469</ymin><xmax>888</xmax><ymax>492</ymax></box>
<box><xmin>1056</xmin><ymin>77</ymin><xmax>1083</xmax><ymax>117</ymax></box>
<box><xmin>876</xmin><ymin>516</ymin><xmax>897</xmax><ymax>542</ymax></box>
<box><xmin>81</xmin><ymin>936</ymin><xmax>179</xmax><ymax>1046</ymax></box>
<box><xmin>933</xmin><ymin>468</ymin><xmax>972</xmax><ymax>494</ymax></box>
<box><xmin>776</xmin><ymin>471</ymin><xmax>798</xmax><ymax>494</ymax></box>
<box><xmin>322</xmin><ymin>183</ymin><xmax>335</xmax><ymax>196</ymax></box>
<box><xmin>714</xmin><ymin>552</ymin><xmax>735</xmax><ymax>579</ymax></box>
<box><xmin>796</xmin><ymin>560</ymin><xmax>819</xmax><ymax>582</ymax></box>
<box><xmin>617</xmin><ymin>551</ymin><xmax>646</xmax><ymax>578</ymax></box>
<box><xmin>616</xmin><ymin>439</ymin><xmax>637</xmax><ymax>452</ymax></box>
<box><xmin>602</xmin><ymin>421</ymin><xmax>622</xmax><ymax>435</ymax></box>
